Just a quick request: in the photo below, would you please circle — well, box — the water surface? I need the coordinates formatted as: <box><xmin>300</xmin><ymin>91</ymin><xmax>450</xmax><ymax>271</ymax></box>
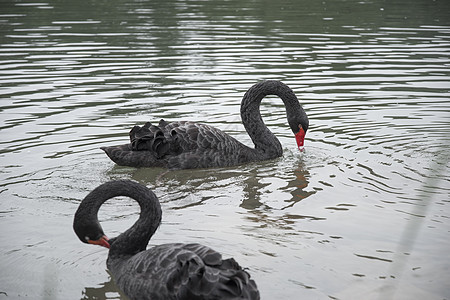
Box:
<box><xmin>1</xmin><ymin>0</ymin><xmax>449</xmax><ymax>299</ymax></box>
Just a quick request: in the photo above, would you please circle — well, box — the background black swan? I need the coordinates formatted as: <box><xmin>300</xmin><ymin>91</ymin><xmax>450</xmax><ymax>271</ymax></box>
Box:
<box><xmin>73</xmin><ymin>180</ymin><xmax>260</xmax><ymax>300</ymax></box>
<box><xmin>101</xmin><ymin>80</ymin><xmax>309</xmax><ymax>169</ymax></box>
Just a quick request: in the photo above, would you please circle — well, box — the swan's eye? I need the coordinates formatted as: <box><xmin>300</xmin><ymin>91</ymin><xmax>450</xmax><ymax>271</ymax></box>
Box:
<box><xmin>84</xmin><ymin>236</ymin><xmax>90</xmax><ymax>242</ymax></box>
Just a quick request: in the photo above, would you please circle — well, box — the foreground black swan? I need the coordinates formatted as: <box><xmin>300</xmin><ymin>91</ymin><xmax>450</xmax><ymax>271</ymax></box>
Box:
<box><xmin>73</xmin><ymin>180</ymin><xmax>260</xmax><ymax>300</ymax></box>
<box><xmin>101</xmin><ymin>80</ymin><xmax>309</xmax><ymax>169</ymax></box>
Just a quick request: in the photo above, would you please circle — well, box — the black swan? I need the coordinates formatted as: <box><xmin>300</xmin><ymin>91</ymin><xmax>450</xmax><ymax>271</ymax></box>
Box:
<box><xmin>73</xmin><ymin>180</ymin><xmax>260</xmax><ymax>300</ymax></box>
<box><xmin>101</xmin><ymin>80</ymin><xmax>309</xmax><ymax>169</ymax></box>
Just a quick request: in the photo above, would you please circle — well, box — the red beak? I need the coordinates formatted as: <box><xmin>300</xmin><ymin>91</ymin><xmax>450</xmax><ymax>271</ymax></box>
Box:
<box><xmin>295</xmin><ymin>126</ymin><xmax>306</xmax><ymax>151</ymax></box>
<box><xmin>88</xmin><ymin>235</ymin><xmax>110</xmax><ymax>249</ymax></box>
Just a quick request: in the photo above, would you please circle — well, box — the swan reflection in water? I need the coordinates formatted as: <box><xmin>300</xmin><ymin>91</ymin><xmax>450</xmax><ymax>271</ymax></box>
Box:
<box><xmin>81</xmin><ymin>275</ymin><xmax>124</xmax><ymax>300</ymax></box>
<box><xmin>240</xmin><ymin>161</ymin><xmax>316</xmax><ymax>210</ymax></box>
<box><xmin>122</xmin><ymin>152</ymin><xmax>316</xmax><ymax>215</ymax></box>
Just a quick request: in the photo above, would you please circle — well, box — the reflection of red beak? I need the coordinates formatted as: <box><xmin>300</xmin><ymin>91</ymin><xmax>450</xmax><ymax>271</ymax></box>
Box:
<box><xmin>295</xmin><ymin>126</ymin><xmax>306</xmax><ymax>151</ymax></box>
<box><xmin>88</xmin><ymin>235</ymin><xmax>110</xmax><ymax>249</ymax></box>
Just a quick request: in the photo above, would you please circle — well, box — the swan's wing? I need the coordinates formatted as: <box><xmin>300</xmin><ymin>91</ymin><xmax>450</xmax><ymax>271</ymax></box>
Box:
<box><xmin>163</xmin><ymin>121</ymin><xmax>239</xmax><ymax>151</ymax></box>
<box><xmin>109</xmin><ymin>243</ymin><xmax>259</xmax><ymax>300</ymax></box>
<box><xmin>129</xmin><ymin>121</ymin><xmax>171</xmax><ymax>158</ymax></box>
<box><xmin>122</xmin><ymin>120</ymin><xmax>234</xmax><ymax>159</ymax></box>
<box><xmin>101</xmin><ymin>120</ymin><xmax>252</xmax><ymax>169</ymax></box>
<box><xmin>129</xmin><ymin>120</ymin><xmax>248</xmax><ymax>169</ymax></box>
<box><xmin>164</xmin><ymin>121</ymin><xmax>254</xmax><ymax>169</ymax></box>
<box><xmin>177</xmin><ymin>243</ymin><xmax>260</xmax><ymax>299</ymax></box>
<box><xmin>101</xmin><ymin>120</ymin><xmax>176</xmax><ymax>168</ymax></box>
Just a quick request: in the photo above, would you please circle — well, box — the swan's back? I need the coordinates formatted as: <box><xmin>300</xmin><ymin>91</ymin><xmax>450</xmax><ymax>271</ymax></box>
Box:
<box><xmin>107</xmin><ymin>243</ymin><xmax>260</xmax><ymax>300</ymax></box>
<box><xmin>124</xmin><ymin>120</ymin><xmax>255</xmax><ymax>169</ymax></box>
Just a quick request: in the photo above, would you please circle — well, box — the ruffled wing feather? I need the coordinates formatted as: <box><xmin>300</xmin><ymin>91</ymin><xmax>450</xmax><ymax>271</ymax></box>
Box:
<box><xmin>108</xmin><ymin>243</ymin><xmax>259</xmax><ymax>300</ymax></box>
<box><xmin>102</xmin><ymin>120</ymin><xmax>254</xmax><ymax>169</ymax></box>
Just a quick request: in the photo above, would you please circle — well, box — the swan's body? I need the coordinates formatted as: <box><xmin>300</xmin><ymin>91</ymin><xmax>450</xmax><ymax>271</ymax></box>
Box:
<box><xmin>73</xmin><ymin>180</ymin><xmax>259</xmax><ymax>300</ymax></box>
<box><xmin>101</xmin><ymin>80</ymin><xmax>309</xmax><ymax>169</ymax></box>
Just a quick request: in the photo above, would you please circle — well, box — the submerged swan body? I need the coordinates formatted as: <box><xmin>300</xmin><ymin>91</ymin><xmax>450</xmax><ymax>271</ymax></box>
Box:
<box><xmin>73</xmin><ymin>180</ymin><xmax>260</xmax><ymax>300</ymax></box>
<box><xmin>102</xmin><ymin>80</ymin><xmax>309</xmax><ymax>169</ymax></box>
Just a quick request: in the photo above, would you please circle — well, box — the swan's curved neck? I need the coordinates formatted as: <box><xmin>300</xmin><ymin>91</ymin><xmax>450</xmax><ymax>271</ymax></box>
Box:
<box><xmin>83</xmin><ymin>180</ymin><xmax>162</xmax><ymax>258</ymax></box>
<box><xmin>240</xmin><ymin>81</ymin><xmax>307</xmax><ymax>159</ymax></box>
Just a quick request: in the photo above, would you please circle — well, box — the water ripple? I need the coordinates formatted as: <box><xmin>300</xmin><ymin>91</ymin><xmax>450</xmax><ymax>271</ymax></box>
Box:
<box><xmin>1</xmin><ymin>1</ymin><xmax>449</xmax><ymax>299</ymax></box>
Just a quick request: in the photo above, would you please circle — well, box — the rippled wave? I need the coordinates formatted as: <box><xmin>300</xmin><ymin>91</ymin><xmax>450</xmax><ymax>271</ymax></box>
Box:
<box><xmin>1</xmin><ymin>0</ymin><xmax>449</xmax><ymax>299</ymax></box>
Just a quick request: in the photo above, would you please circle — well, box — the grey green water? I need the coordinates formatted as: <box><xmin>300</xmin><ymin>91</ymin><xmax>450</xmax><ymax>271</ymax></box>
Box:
<box><xmin>1</xmin><ymin>0</ymin><xmax>449</xmax><ymax>299</ymax></box>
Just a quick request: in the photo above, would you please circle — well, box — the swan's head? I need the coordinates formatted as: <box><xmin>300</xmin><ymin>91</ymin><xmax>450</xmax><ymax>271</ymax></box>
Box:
<box><xmin>73</xmin><ymin>218</ymin><xmax>110</xmax><ymax>249</ymax></box>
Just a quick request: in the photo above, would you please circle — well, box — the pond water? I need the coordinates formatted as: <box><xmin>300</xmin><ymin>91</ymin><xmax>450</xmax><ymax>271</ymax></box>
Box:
<box><xmin>1</xmin><ymin>0</ymin><xmax>449</xmax><ymax>299</ymax></box>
